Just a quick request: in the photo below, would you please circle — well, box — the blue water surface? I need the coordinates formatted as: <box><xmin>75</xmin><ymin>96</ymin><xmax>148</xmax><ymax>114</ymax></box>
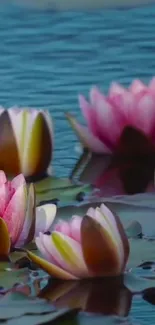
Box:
<box><xmin>1</xmin><ymin>3</ymin><xmax>155</xmax><ymax>323</ymax></box>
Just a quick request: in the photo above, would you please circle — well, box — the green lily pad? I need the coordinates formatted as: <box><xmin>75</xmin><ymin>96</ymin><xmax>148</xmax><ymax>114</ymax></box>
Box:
<box><xmin>0</xmin><ymin>268</ymin><xmax>29</xmax><ymax>290</ymax></box>
<box><xmin>128</xmin><ymin>238</ymin><xmax>155</xmax><ymax>269</ymax></box>
<box><xmin>124</xmin><ymin>273</ymin><xmax>155</xmax><ymax>293</ymax></box>
<box><xmin>57</xmin><ymin>193</ymin><xmax>155</xmax><ymax>237</ymax></box>
<box><xmin>5</xmin><ymin>309</ymin><xmax>77</xmax><ymax>325</ymax></box>
<box><xmin>35</xmin><ymin>177</ymin><xmax>72</xmax><ymax>193</ymax></box>
<box><xmin>36</xmin><ymin>184</ymin><xmax>92</xmax><ymax>205</ymax></box>
<box><xmin>0</xmin><ymin>292</ymin><xmax>55</xmax><ymax>319</ymax></box>
<box><xmin>125</xmin><ymin>221</ymin><xmax>143</xmax><ymax>238</ymax></box>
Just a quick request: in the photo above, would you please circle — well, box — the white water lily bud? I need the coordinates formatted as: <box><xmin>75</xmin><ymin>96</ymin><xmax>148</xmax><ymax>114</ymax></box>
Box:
<box><xmin>0</xmin><ymin>108</ymin><xmax>53</xmax><ymax>178</ymax></box>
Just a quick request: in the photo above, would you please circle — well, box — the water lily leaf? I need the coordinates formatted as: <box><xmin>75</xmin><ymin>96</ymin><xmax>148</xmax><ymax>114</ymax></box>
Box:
<box><xmin>0</xmin><ymin>291</ymin><xmax>55</xmax><ymax>320</ymax></box>
<box><xmin>57</xmin><ymin>193</ymin><xmax>155</xmax><ymax>237</ymax></box>
<box><xmin>0</xmin><ymin>268</ymin><xmax>29</xmax><ymax>290</ymax></box>
<box><xmin>5</xmin><ymin>309</ymin><xmax>77</xmax><ymax>325</ymax></box>
<box><xmin>35</xmin><ymin>177</ymin><xmax>72</xmax><ymax>193</ymax></box>
<box><xmin>36</xmin><ymin>184</ymin><xmax>92</xmax><ymax>205</ymax></box>
<box><xmin>125</xmin><ymin>221</ymin><xmax>143</xmax><ymax>238</ymax></box>
<box><xmin>128</xmin><ymin>238</ymin><xmax>155</xmax><ymax>269</ymax></box>
<box><xmin>124</xmin><ymin>273</ymin><xmax>155</xmax><ymax>293</ymax></box>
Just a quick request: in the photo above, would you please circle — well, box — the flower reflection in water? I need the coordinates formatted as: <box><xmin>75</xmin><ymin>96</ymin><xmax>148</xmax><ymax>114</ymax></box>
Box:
<box><xmin>38</xmin><ymin>276</ymin><xmax>132</xmax><ymax>317</ymax></box>
<box><xmin>71</xmin><ymin>127</ymin><xmax>155</xmax><ymax>196</ymax></box>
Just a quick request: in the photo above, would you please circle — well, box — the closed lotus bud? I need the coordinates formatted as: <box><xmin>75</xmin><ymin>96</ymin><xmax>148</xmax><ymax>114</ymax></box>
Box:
<box><xmin>0</xmin><ymin>107</ymin><xmax>53</xmax><ymax>178</ymax></box>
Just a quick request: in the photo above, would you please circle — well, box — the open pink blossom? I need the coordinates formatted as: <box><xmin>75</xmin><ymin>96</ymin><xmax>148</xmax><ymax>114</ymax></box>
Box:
<box><xmin>28</xmin><ymin>203</ymin><xmax>129</xmax><ymax>280</ymax></box>
<box><xmin>0</xmin><ymin>170</ymin><xmax>57</xmax><ymax>253</ymax></box>
<box><xmin>66</xmin><ymin>79</ymin><xmax>155</xmax><ymax>154</ymax></box>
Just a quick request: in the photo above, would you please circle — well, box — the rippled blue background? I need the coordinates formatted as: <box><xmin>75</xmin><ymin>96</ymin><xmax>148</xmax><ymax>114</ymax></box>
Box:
<box><xmin>1</xmin><ymin>4</ymin><xmax>155</xmax><ymax>322</ymax></box>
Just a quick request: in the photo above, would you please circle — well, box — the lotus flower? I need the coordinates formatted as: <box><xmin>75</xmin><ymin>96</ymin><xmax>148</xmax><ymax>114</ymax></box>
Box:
<box><xmin>66</xmin><ymin>79</ymin><xmax>155</xmax><ymax>154</ymax></box>
<box><xmin>27</xmin><ymin>203</ymin><xmax>129</xmax><ymax>280</ymax></box>
<box><xmin>0</xmin><ymin>107</ymin><xmax>53</xmax><ymax>178</ymax></box>
<box><xmin>0</xmin><ymin>170</ymin><xmax>57</xmax><ymax>255</ymax></box>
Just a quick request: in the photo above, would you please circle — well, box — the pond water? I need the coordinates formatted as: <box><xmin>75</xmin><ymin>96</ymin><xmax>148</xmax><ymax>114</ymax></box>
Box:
<box><xmin>1</xmin><ymin>2</ymin><xmax>155</xmax><ymax>324</ymax></box>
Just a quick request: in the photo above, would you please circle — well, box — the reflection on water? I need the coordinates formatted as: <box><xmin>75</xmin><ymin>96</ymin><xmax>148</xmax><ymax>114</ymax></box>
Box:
<box><xmin>71</xmin><ymin>126</ymin><xmax>155</xmax><ymax>196</ymax></box>
<box><xmin>38</xmin><ymin>277</ymin><xmax>132</xmax><ymax>317</ymax></box>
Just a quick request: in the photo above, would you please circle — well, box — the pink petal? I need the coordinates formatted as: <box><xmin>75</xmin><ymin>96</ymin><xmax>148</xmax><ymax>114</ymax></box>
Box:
<box><xmin>66</xmin><ymin>113</ymin><xmax>111</xmax><ymax>154</ymax></box>
<box><xmin>0</xmin><ymin>171</ymin><xmax>7</xmax><ymax>185</ymax></box>
<box><xmin>0</xmin><ymin>184</ymin><xmax>7</xmax><ymax>216</ymax></box>
<box><xmin>90</xmin><ymin>87</ymin><xmax>122</xmax><ymax>148</ymax></box>
<box><xmin>40</xmin><ymin>233</ymin><xmax>62</xmax><ymax>267</ymax></box>
<box><xmin>43</xmin><ymin>232</ymin><xmax>88</xmax><ymax>277</ymax></box>
<box><xmin>149</xmin><ymin>77</ymin><xmax>155</xmax><ymax>95</ymax></box>
<box><xmin>129</xmin><ymin>95</ymin><xmax>155</xmax><ymax>136</ymax></box>
<box><xmin>54</xmin><ymin>220</ymin><xmax>71</xmax><ymax>236</ymax></box>
<box><xmin>70</xmin><ymin>215</ymin><xmax>82</xmax><ymax>242</ymax></box>
<box><xmin>108</xmin><ymin>82</ymin><xmax>126</xmax><ymax>98</ymax></box>
<box><xmin>16</xmin><ymin>183</ymin><xmax>35</xmax><ymax>247</ymax></box>
<box><xmin>129</xmin><ymin>79</ymin><xmax>146</xmax><ymax>94</ymax></box>
<box><xmin>79</xmin><ymin>95</ymin><xmax>98</xmax><ymax>137</ymax></box>
<box><xmin>11</xmin><ymin>174</ymin><xmax>26</xmax><ymax>190</ymax></box>
<box><xmin>36</xmin><ymin>233</ymin><xmax>55</xmax><ymax>262</ymax></box>
<box><xmin>3</xmin><ymin>184</ymin><xmax>27</xmax><ymax>245</ymax></box>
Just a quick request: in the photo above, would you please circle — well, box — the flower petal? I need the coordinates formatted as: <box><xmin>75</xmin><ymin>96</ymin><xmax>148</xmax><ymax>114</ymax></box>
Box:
<box><xmin>22</xmin><ymin>112</ymin><xmax>52</xmax><ymax>178</ymax></box>
<box><xmin>66</xmin><ymin>113</ymin><xmax>111</xmax><ymax>154</ymax></box>
<box><xmin>100</xmin><ymin>204</ymin><xmax>129</xmax><ymax>270</ymax></box>
<box><xmin>11</xmin><ymin>174</ymin><xmax>26</xmax><ymax>190</ymax></box>
<box><xmin>35</xmin><ymin>234</ymin><xmax>53</xmax><ymax>262</ymax></box>
<box><xmin>41</xmin><ymin>232</ymin><xmax>88</xmax><ymax>278</ymax></box>
<box><xmin>81</xmin><ymin>215</ymin><xmax>122</xmax><ymax>276</ymax></box>
<box><xmin>0</xmin><ymin>184</ymin><xmax>8</xmax><ymax>216</ymax></box>
<box><xmin>3</xmin><ymin>184</ymin><xmax>27</xmax><ymax>245</ymax></box>
<box><xmin>35</xmin><ymin>204</ymin><xmax>57</xmax><ymax>236</ymax></box>
<box><xmin>27</xmin><ymin>250</ymin><xmax>77</xmax><ymax>280</ymax></box>
<box><xmin>91</xmin><ymin>88</ymin><xmax>122</xmax><ymax>148</ymax></box>
<box><xmin>51</xmin><ymin>231</ymin><xmax>88</xmax><ymax>278</ymax></box>
<box><xmin>0</xmin><ymin>171</ymin><xmax>7</xmax><ymax>185</ymax></box>
<box><xmin>16</xmin><ymin>183</ymin><xmax>36</xmax><ymax>247</ymax></box>
<box><xmin>129</xmin><ymin>79</ymin><xmax>146</xmax><ymax>94</ymax></box>
<box><xmin>0</xmin><ymin>217</ymin><xmax>11</xmax><ymax>256</ymax></box>
<box><xmin>0</xmin><ymin>110</ymin><xmax>20</xmax><ymax>175</ymax></box>
<box><xmin>79</xmin><ymin>94</ymin><xmax>99</xmax><ymax>137</ymax></box>
<box><xmin>70</xmin><ymin>216</ymin><xmax>82</xmax><ymax>242</ymax></box>
<box><xmin>54</xmin><ymin>220</ymin><xmax>71</xmax><ymax>237</ymax></box>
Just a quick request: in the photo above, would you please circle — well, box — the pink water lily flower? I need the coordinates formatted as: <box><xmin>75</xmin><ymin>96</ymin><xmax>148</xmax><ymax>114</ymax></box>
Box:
<box><xmin>66</xmin><ymin>79</ymin><xmax>155</xmax><ymax>154</ymax></box>
<box><xmin>27</xmin><ymin>203</ymin><xmax>129</xmax><ymax>280</ymax></box>
<box><xmin>0</xmin><ymin>170</ymin><xmax>57</xmax><ymax>254</ymax></box>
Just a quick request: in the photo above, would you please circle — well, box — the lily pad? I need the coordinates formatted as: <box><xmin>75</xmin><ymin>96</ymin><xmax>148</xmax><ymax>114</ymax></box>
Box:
<box><xmin>124</xmin><ymin>273</ymin><xmax>155</xmax><ymax>293</ymax></box>
<box><xmin>0</xmin><ymin>268</ymin><xmax>29</xmax><ymax>290</ymax></box>
<box><xmin>35</xmin><ymin>177</ymin><xmax>72</xmax><ymax>193</ymax></box>
<box><xmin>0</xmin><ymin>291</ymin><xmax>76</xmax><ymax>325</ymax></box>
<box><xmin>36</xmin><ymin>184</ymin><xmax>92</xmax><ymax>206</ymax></box>
<box><xmin>56</xmin><ymin>193</ymin><xmax>155</xmax><ymax>237</ymax></box>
